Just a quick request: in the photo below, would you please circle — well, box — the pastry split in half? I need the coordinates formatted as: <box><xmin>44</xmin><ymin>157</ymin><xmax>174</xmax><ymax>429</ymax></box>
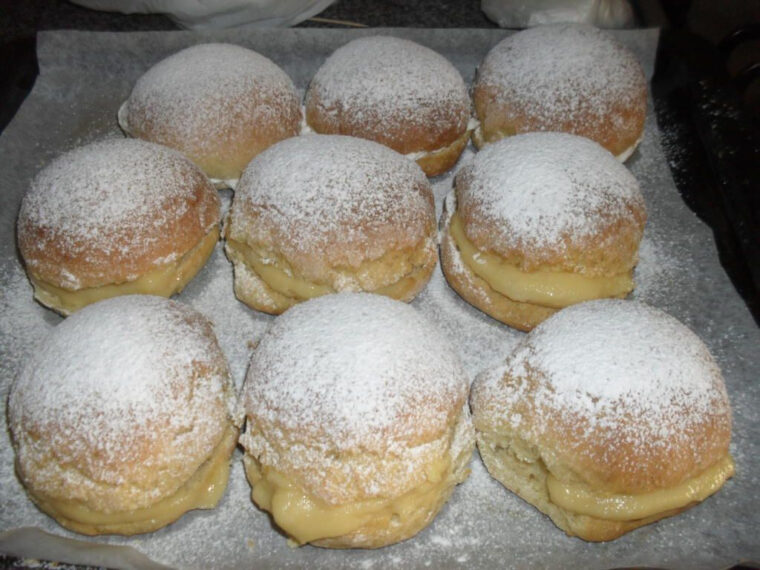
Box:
<box><xmin>7</xmin><ymin>296</ymin><xmax>239</xmax><ymax>536</ymax></box>
<box><xmin>440</xmin><ymin>132</ymin><xmax>646</xmax><ymax>331</ymax></box>
<box><xmin>225</xmin><ymin>134</ymin><xmax>438</xmax><ymax>314</ymax></box>
<box><xmin>17</xmin><ymin>138</ymin><xmax>220</xmax><ymax>316</ymax></box>
<box><xmin>239</xmin><ymin>293</ymin><xmax>475</xmax><ymax>548</ymax></box>
<box><xmin>471</xmin><ymin>300</ymin><xmax>734</xmax><ymax>542</ymax></box>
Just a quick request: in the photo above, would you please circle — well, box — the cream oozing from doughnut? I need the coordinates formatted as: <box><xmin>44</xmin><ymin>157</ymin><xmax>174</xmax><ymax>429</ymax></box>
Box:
<box><xmin>473</xmin><ymin>24</ymin><xmax>647</xmax><ymax>159</ymax></box>
<box><xmin>440</xmin><ymin>132</ymin><xmax>646</xmax><ymax>330</ymax></box>
<box><xmin>17</xmin><ymin>138</ymin><xmax>220</xmax><ymax>315</ymax></box>
<box><xmin>225</xmin><ymin>135</ymin><xmax>437</xmax><ymax>314</ymax></box>
<box><xmin>471</xmin><ymin>300</ymin><xmax>733</xmax><ymax>541</ymax></box>
<box><xmin>7</xmin><ymin>296</ymin><xmax>239</xmax><ymax>536</ymax></box>
<box><xmin>239</xmin><ymin>293</ymin><xmax>474</xmax><ymax>548</ymax></box>
<box><xmin>304</xmin><ymin>36</ymin><xmax>472</xmax><ymax>176</ymax></box>
<box><xmin>121</xmin><ymin>43</ymin><xmax>301</xmax><ymax>183</ymax></box>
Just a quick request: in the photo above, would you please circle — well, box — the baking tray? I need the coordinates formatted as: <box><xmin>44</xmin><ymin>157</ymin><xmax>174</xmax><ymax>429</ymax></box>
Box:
<box><xmin>1</xmin><ymin>27</ymin><xmax>759</xmax><ymax>569</ymax></box>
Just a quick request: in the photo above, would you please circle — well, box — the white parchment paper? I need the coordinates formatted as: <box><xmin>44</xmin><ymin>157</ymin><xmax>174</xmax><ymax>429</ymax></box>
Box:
<box><xmin>1</xmin><ymin>28</ymin><xmax>758</xmax><ymax>570</ymax></box>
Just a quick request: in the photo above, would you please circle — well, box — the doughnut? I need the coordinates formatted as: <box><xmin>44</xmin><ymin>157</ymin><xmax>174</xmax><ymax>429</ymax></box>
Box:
<box><xmin>472</xmin><ymin>24</ymin><xmax>647</xmax><ymax>161</ymax></box>
<box><xmin>304</xmin><ymin>36</ymin><xmax>475</xmax><ymax>177</ymax></box>
<box><xmin>239</xmin><ymin>293</ymin><xmax>474</xmax><ymax>548</ymax></box>
<box><xmin>470</xmin><ymin>300</ymin><xmax>734</xmax><ymax>542</ymax></box>
<box><xmin>17</xmin><ymin>138</ymin><xmax>220</xmax><ymax>316</ymax></box>
<box><xmin>7</xmin><ymin>295</ymin><xmax>239</xmax><ymax>536</ymax></box>
<box><xmin>225</xmin><ymin>134</ymin><xmax>437</xmax><ymax>314</ymax></box>
<box><xmin>119</xmin><ymin>43</ymin><xmax>301</xmax><ymax>185</ymax></box>
<box><xmin>440</xmin><ymin>132</ymin><xmax>646</xmax><ymax>331</ymax></box>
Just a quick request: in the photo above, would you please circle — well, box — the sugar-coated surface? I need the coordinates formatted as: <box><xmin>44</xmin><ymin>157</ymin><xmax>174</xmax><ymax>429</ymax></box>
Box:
<box><xmin>1</xmin><ymin>28</ymin><xmax>758</xmax><ymax>570</ymax></box>
<box><xmin>17</xmin><ymin>138</ymin><xmax>218</xmax><ymax>288</ymax></box>
<box><xmin>305</xmin><ymin>36</ymin><xmax>470</xmax><ymax>149</ymax></box>
<box><xmin>458</xmin><ymin>132</ymin><xmax>644</xmax><ymax>253</ymax></box>
<box><xmin>476</xmin><ymin>23</ymin><xmax>646</xmax><ymax>132</ymax></box>
<box><xmin>7</xmin><ymin>295</ymin><xmax>235</xmax><ymax>507</ymax></box>
<box><xmin>230</xmin><ymin>135</ymin><xmax>433</xmax><ymax>262</ymax></box>
<box><xmin>484</xmin><ymin>300</ymin><xmax>730</xmax><ymax>440</ymax></box>
<box><xmin>243</xmin><ymin>293</ymin><xmax>468</xmax><ymax>453</ymax></box>
<box><xmin>124</xmin><ymin>43</ymin><xmax>299</xmax><ymax>156</ymax></box>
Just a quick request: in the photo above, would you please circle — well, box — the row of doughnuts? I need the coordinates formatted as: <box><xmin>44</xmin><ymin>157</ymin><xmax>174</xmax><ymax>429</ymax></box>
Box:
<box><xmin>116</xmin><ymin>24</ymin><xmax>647</xmax><ymax>184</ymax></box>
<box><xmin>8</xmin><ymin>293</ymin><xmax>733</xmax><ymax>544</ymax></box>
<box><xmin>17</xmin><ymin>133</ymin><xmax>645</xmax><ymax>330</ymax></box>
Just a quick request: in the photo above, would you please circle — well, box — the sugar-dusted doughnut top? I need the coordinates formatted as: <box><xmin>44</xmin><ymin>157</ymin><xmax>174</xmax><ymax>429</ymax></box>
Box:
<box><xmin>243</xmin><ymin>293</ymin><xmax>468</xmax><ymax>454</ymax></box>
<box><xmin>227</xmin><ymin>134</ymin><xmax>435</xmax><ymax>273</ymax></box>
<box><xmin>304</xmin><ymin>36</ymin><xmax>471</xmax><ymax>154</ymax></box>
<box><xmin>471</xmin><ymin>300</ymin><xmax>732</xmax><ymax>492</ymax></box>
<box><xmin>473</xmin><ymin>24</ymin><xmax>647</xmax><ymax>155</ymax></box>
<box><xmin>455</xmin><ymin>132</ymin><xmax>645</xmax><ymax>270</ymax></box>
<box><xmin>8</xmin><ymin>295</ymin><xmax>236</xmax><ymax>511</ymax></box>
<box><xmin>123</xmin><ymin>43</ymin><xmax>301</xmax><ymax>180</ymax></box>
<box><xmin>17</xmin><ymin>138</ymin><xmax>219</xmax><ymax>290</ymax></box>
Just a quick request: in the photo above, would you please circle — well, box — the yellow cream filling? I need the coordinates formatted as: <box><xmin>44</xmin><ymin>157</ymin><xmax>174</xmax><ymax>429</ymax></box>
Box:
<box><xmin>31</xmin><ymin>226</ymin><xmax>219</xmax><ymax>316</ymax></box>
<box><xmin>226</xmin><ymin>238</ymin><xmax>429</xmax><ymax>303</ymax></box>
<box><xmin>33</xmin><ymin>423</ymin><xmax>237</xmax><ymax>535</ymax></box>
<box><xmin>243</xmin><ymin>455</ymin><xmax>450</xmax><ymax>545</ymax></box>
<box><xmin>449</xmin><ymin>213</ymin><xmax>632</xmax><ymax>308</ymax></box>
<box><xmin>547</xmin><ymin>455</ymin><xmax>735</xmax><ymax>522</ymax></box>
<box><xmin>408</xmin><ymin>125</ymin><xmax>473</xmax><ymax>163</ymax></box>
<box><xmin>471</xmin><ymin>124</ymin><xmax>515</xmax><ymax>149</ymax></box>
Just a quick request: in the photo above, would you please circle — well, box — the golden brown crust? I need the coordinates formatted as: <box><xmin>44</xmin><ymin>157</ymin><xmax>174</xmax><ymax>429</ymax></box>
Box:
<box><xmin>237</xmin><ymin>293</ymin><xmax>474</xmax><ymax>548</ymax></box>
<box><xmin>19</xmin><ymin>176</ymin><xmax>218</xmax><ymax>291</ymax></box>
<box><xmin>305</xmin><ymin>91</ymin><xmax>468</xmax><ymax>158</ymax></box>
<box><xmin>472</xmin><ymin>362</ymin><xmax>732</xmax><ymax>496</ymax></box>
<box><xmin>228</xmin><ymin>185</ymin><xmax>435</xmax><ymax>279</ymax></box>
<box><xmin>454</xmin><ymin>165</ymin><xmax>646</xmax><ymax>276</ymax></box>
<box><xmin>471</xmin><ymin>24</ymin><xmax>648</xmax><ymax>158</ymax></box>
<box><xmin>472</xmin><ymin>82</ymin><xmax>647</xmax><ymax>158</ymax></box>
<box><xmin>470</xmin><ymin>298</ymin><xmax>734</xmax><ymax>541</ymax></box>
<box><xmin>8</xmin><ymin>297</ymin><xmax>239</xmax><ymax>535</ymax></box>
<box><xmin>437</xmin><ymin>132</ymin><xmax>646</xmax><ymax>330</ymax></box>
<box><xmin>127</xmin><ymin>96</ymin><xmax>301</xmax><ymax>181</ymax></box>
<box><xmin>21</xmin><ymin>424</ymin><xmax>238</xmax><ymax>536</ymax></box>
<box><xmin>17</xmin><ymin>140</ymin><xmax>220</xmax><ymax>293</ymax></box>
<box><xmin>225</xmin><ymin>135</ymin><xmax>438</xmax><ymax>312</ymax></box>
<box><xmin>303</xmin><ymin>36</ymin><xmax>471</xmax><ymax>175</ymax></box>
<box><xmin>122</xmin><ymin>44</ymin><xmax>302</xmax><ymax>181</ymax></box>
<box><xmin>470</xmin><ymin>299</ymin><xmax>733</xmax><ymax>537</ymax></box>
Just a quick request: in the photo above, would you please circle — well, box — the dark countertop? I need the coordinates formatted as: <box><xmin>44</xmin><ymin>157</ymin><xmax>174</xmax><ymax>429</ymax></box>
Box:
<box><xmin>1</xmin><ymin>0</ymin><xmax>496</xmax><ymax>41</ymax></box>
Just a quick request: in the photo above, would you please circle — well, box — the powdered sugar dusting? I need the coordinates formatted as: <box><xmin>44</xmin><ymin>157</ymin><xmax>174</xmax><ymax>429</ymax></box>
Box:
<box><xmin>476</xmin><ymin>23</ymin><xmax>646</xmax><ymax>133</ymax></box>
<box><xmin>459</xmin><ymin>132</ymin><xmax>644</xmax><ymax>254</ymax></box>
<box><xmin>8</xmin><ymin>295</ymin><xmax>235</xmax><ymax>506</ymax></box>
<box><xmin>305</xmin><ymin>36</ymin><xmax>469</xmax><ymax>150</ymax></box>
<box><xmin>124</xmin><ymin>43</ymin><xmax>299</xmax><ymax>157</ymax></box>
<box><xmin>229</xmin><ymin>135</ymin><xmax>433</xmax><ymax>261</ymax></box>
<box><xmin>243</xmin><ymin>293</ymin><xmax>468</xmax><ymax>453</ymax></box>
<box><xmin>482</xmin><ymin>300</ymin><xmax>730</xmax><ymax>451</ymax></box>
<box><xmin>17</xmin><ymin>138</ymin><xmax>218</xmax><ymax>288</ymax></box>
